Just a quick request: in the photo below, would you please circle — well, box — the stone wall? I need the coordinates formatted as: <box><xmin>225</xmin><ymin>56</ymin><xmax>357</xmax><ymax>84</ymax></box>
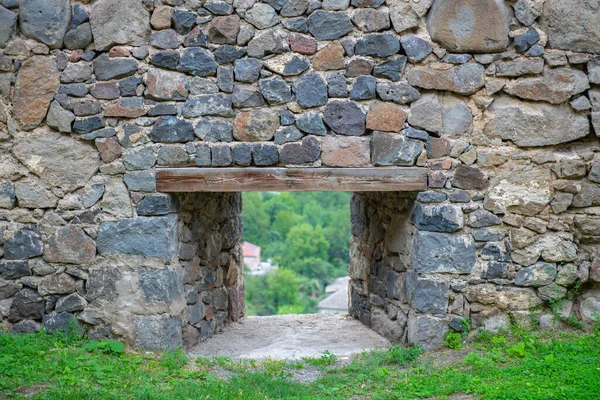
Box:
<box><xmin>0</xmin><ymin>0</ymin><xmax>599</xmax><ymax>349</ymax></box>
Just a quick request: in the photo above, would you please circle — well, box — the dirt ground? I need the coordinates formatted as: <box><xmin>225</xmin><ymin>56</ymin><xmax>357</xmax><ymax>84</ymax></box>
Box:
<box><xmin>188</xmin><ymin>314</ymin><xmax>391</xmax><ymax>360</ymax></box>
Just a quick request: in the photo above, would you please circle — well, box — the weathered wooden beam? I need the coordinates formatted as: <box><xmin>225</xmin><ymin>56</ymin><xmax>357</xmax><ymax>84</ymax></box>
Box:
<box><xmin>156</xmin><ymin>167</ymin><xmax>427</xmax><ymax>192</ymax></box>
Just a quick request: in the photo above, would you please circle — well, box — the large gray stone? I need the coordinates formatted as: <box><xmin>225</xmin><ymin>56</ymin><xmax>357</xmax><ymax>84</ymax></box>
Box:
<box><xmin>370</xmin><ymin>131</ymin><xmax>423</xmax><ymax>166</ymax></box>
<box><xmin>140</xmin><ymin>268</ymin><xmax>183</xmax><ymax>304</ymax></box>
<box><xmin>137</xmin><ymin>194</ymin><xmax>178</xmax><ymax>216</ymax></box>
<box><xmin>0</xmin><ymin>5</ymin><xmax>16</xmax><ymax>47</ymax></box>
<box><xmin>47</xmin><ymin>101</ymin><xmax>75</xmax><ymax>133</ymax></box>
<box><xmin>93</xmin><ymin>54</ymin><xmax>137</xmax><ymax>81</ymax></box>
<box><xmin>134</xmin><ymin>315</ymin><xmax>182</xmax><ymax>350</ymax></box>
<box><xmin>19</xmin><ymin>0</ymin><xmax>70</xmax><ymax>48</ymax></box>
<box><xmin>355</xmin><ymin>34</ymin><xmax>400</xmax><ymax>57</ymax></box>
<box><xmin>97</xmin><ymin>216</ymin><xmax>179</xmax><ymax>261</ymax></box>
<box><xmin>541</xmin><ymin>0</ymin><xmax>600</xmax><ymax>53</ymax></box>
<box><xmin>90</xmin><ymin>0</ymin><xmax>151</xmax><ymax>51</ymax></box>
<box><xmin>4</xmin><ymin>227</ymin><xmax>42</xmax><ymax>260</ymax></box>
<box><xmin>407</xmin><ymin>63</ymin><xmax>484</xmax><ymax>95</ymax></box>
<box><xmin>293</xmin><ymin>70</ymin><xmax>328</xmax><ymax>108</ymax></box>
<box><xmin>280</xmin><ymin>136</ymin><xmax>320</xmax><ymax>164</ymax></box>
<box><xmin>411</xmin><ymin>203</ymin><xmax>463</xmax><ymax>233</ymax></box>
<box><xmin>232</xmin><ymin>84</ymin><xmax>265</xmax><ymax>108</ymax></box>
<box><xmin>427</xmin><ymin>0</ymin><xmax>511</xmax><ymax>53</ymax></box>
<box><xmin>12</xmin><ymin>130</ymin><xmax>101</xmax><ymax>192</ymax></box>
<box><xmin>376</xmin><ymin>82</ymin><xmax>420</xmax><ymax>104</ymax></box>
<box><xmin>352</xmin><ymin>8</ymin><xmax>390</xmax><ymax>32</ymax></box>
<box><xmin>515</xmin><ymin>262</ymin><xmax>557</xmax><ymax>287</ymax></box>
<box><xmin>411</xmin><ymin>231</ymin><xmax>476</xmax><ymax>274</ymax></box>
<box><xmin>407</xmin><ymin>313</ymin><xmax>447</xmax><ymax>349</ymax></box>
<box><xmin>0</xmin><ymin>278</ymin><xmax>20</xmax><ymax>300</ymax></box>
<box><xmin>405</xmin><ymin>271</ymin><xmax>449</xmax><ymax>314</ymax></box>
<box><xmin>484</xmin><ymin>168</ymin><xmax>552</xmax><ymax>216</ymax></box>
<box><xmin>296</xmin><ymin>112</ymin><xmax>327</xmax><ymax>135</ymax></box>
<box><xmin>14</xmin><ymin>178</ymin><xmax>59</xmax><ymax>209</ymax></box>
<box><xmin>151</xmin><ymin>117</ymin><xmax>196</xmax><ymax>143</ymax></box>
<box><xmin>183</xmin><ymin>94</ymin><xmax>234</xmax><ymax>118</ymax></box>
<box><xmin>8</xmin><ymin>289</ymin><xmax>44</xmax><ymax>322</ymax></box>
<box><xmin>178</xmin><ymin>48</ymin><xmax>218</xmax><ymax>77</ymax></box>
<box><xmin>64</xmin><ymin>22</ymin><xmax>93</xmax><ymax>50</ymax></box>
<box><xmin>245</xmin><ymin>3</ymin><xmax>279</xmax><ymax>29</ymax></box>
<box><xmin>323</xmin><ymin>100</ymin><xmax>366</xmax><ymax>136</ymax></box>
<box><xmin>307</xmin><ymin>11</ymin><xmax>353</xmax><ymax>40</ymax></box>
<box><xmin>0</xmin><ymin>261</ymin><xmax>30</xmax><ymax>280</ymax></box>
<box><xmin>503</xmin><ymin>68</ymin><xmax>589</xmax><ymax>104</ymax></box>
<box><xmin>400</xmin><ymin>35</ymin><xmax>433</xmax><ymax>63</ymax></box>
<box><xmin>195</xmin><ymin>118</ymin><xmax>233</xmax><ymax>142</ymax></box>
<box><xmin>259</xmin><ymin>76</ymin><xmax>292</xmax><ymax>105</ymax></box>
<box><xmin>43</xmin><ymin>312</ymin><xmax>84</xmax><ymax>335</ymax></box>
<box><xmin>101</xmin><ymin>178</ymin><xmax>132</xmax><ymax>217</ymax></box>
<box><xmin>370</xmin><ymin>308</ymin><xmax>405</xmax><ymax>343</ymax></box>
<box><xmin>246</xmin><ymin>28</ymin><xmax>287</xmax><ymax>59</ymax></box>
<box><xmin>55</xmin><ymin>293</ymin><xmax>87</xmax><ymax>313</ymax></box>
<box><xmin>484</xmin><ymin>96</ymin><xmax>590</xmax><ymax>147</ymax></box>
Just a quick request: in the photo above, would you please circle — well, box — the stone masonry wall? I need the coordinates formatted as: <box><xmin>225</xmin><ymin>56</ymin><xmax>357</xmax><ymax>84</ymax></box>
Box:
<box><xmin>0</xmin><ymin>0</ymin><xmax>599</xmax><ymax>349</ymax></box>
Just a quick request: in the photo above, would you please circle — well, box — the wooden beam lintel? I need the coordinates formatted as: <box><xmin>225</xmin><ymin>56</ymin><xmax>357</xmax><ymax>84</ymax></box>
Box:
<box><xmin>156</xmin><ymin>167</ymin><xmax>427</xmax><ymax>192</ymax></box>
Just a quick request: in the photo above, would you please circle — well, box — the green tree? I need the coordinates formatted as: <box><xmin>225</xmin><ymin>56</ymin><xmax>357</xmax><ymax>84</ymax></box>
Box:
<box><xmin>241</xmin><ymin>192</ymin><xmax>270</xmax><ymax>248</ymax></box>
<box><xmin>280</xmin><ymin>224</ymin><xmax>329</xmax><ymax>267</ymax></box>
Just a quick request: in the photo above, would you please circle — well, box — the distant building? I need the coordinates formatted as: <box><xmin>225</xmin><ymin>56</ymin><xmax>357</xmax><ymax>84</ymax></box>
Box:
<box><xmin>242</xmin><ymin>241</ymin><xmax>276</xmax><ymax>275</ymax></box>
<box><xmin>317</xmin><ymin>276</ymin><xmax>350</xmax><ymax>315</ymax></box>
<box><xmin>242</xmin><ymin>241</ymin><xmax>261</xmax><ymax>270</ymax></box>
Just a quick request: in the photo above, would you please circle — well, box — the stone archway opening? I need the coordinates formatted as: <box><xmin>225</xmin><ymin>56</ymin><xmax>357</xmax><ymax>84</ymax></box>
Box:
<box><xmin>156</xmin><ymin>167</ymin><xmax>441</xmax><ymax>352</ymax></box>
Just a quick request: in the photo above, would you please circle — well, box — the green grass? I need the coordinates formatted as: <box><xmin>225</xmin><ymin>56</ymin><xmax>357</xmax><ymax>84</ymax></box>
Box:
<box><xmin>1</xmin><ymin>326</ymin><xmax>599</xmax><ymax>399</ymax></box>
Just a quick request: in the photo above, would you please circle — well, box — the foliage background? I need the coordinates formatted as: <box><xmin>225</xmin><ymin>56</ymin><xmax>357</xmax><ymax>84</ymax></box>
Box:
<box><xmin>241</xmin><ymin>192</ymin><xmax>351</xmax><ymax>316</ymax></box>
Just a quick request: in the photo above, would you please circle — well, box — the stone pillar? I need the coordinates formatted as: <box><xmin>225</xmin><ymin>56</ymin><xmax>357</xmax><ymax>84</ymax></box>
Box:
<box><xmin>349</xmin><ymin>191</ymin><xmax>475</xmax><ymax>349</ymax></box>
<box><xmin>177</xmin><ymin>192</ymin><xmax>244</xmax><ymax>348</ymax></box>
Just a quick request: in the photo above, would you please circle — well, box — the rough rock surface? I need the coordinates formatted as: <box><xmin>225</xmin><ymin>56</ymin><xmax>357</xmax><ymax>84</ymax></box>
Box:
<box><xmin>484</xmin><ymin>96</ymin><xmax>590</xmax><ymax>147</ymax></box>
<box><xmin>19</xmin><ymin>0</ymin><xmax>71</xmax><ymax>48</ymax></box>
<box><xmin>13</xmin><ymin>57</ymin><xmax>60</xmax><ymax>130</ymax></box>
<box><xmin>541</xmin><ymin>0</ymin><xmax>600</xmax><ymax>53</ymax></box>
<box><xmin>427</xmin><ymin>0</ymin><xmax>511</xmax><ymax>53</ymax></box>
<box><xmin>90</xmin><ymin>0</ymin><xmax>151</xmax><ymax>51</ymax></box>
<box><xmin>12</xmin><ymin>131</ymin><xmax>100</xmax><ymax>192</ymax></box>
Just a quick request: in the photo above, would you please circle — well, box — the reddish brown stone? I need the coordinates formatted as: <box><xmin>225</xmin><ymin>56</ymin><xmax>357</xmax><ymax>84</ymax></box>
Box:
<box><xmin>427</xmin><ymin>160</ymin><xmax>453</xmax><ymax>170</ymax></box>
<box><xmin>13</xmin><ymin>56</ymin><xmax>60</xmax><ymax>130</ymax></box>
<box><xmin>453</xmin><ymin>164</ymin><xmax>488</xmax><ymax>190</ymax></box>
<box><xmin>366</xmin><ymin>102</ymin><xmax>406</xmax><ymax>132</ymax></box>
<box><xmin>44</xmin><ymin>226</ymin><xmax>96</xmax><ymax>265</ymax></box>
<box><xmin>145</xmin><ymin>68</ymin><xmax>188</xmax><ymax>101</ymax></box>
<box><xmin>345</xmin><ymin>58</ymin><xmax>373</xmax><ymax>77</ymax></box>
<box><xmin>151</xmin><ymin>5</ymin><xmax>173</xmax><ymax>30</ymax></box>
<box><xmin>426</xmin><ymin>137</ymin><xmax>451</xmax><ymax>159</ymax></box>
<box><xmin>68</xmin><ymin>49</ymin><xmax>83</xmax><ymax>62</ymax></box>
<box><xmin>288</xmin><ymin>33</ymin><xmax>317</xmax><ymax>55</ymax></box>
<box><xmin>208</xmin><ymin>16</ymin><xmax>240</xmax><ymax>45</ymax></box>
<box><xmin>103</xmin><ymin>98</ymin><xmax>146</xmax><ymax>118</ymax></box>
<box><xmin>321</xmin><ymin>136</ymin><xmax>370</xmax><ymax>167</ymax></box>
<box><xmin>95</xmin><ymin>137</ymin><xmax>122</xmax><ymax>163</ymax></box>
<box><xmin>428</xmin><ymin>170</ymin><xmax>448</xmax><ymax>188</ymax></box>
<box><xmin>108</xmin><ymin>46</ymin><xmax>131</xmax><ymax>58</ymax></box>
<box><xmin>313</xmin><ymin>41</ymin><xmax>345</xmax><ymax>71</ymax></box>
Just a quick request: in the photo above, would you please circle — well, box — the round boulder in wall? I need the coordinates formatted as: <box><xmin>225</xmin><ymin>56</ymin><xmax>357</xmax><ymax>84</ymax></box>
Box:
<box><xmin>427</xmin><ymin>0</ymin><xmax>512</xmax><ymax>53</ymax></box>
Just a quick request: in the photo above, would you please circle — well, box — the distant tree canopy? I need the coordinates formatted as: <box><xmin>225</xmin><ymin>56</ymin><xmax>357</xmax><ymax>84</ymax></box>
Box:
<box><xmin>242</xmin><ymin>192</ymin><xmax>351</xmax><ymax>316</ymax></box>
